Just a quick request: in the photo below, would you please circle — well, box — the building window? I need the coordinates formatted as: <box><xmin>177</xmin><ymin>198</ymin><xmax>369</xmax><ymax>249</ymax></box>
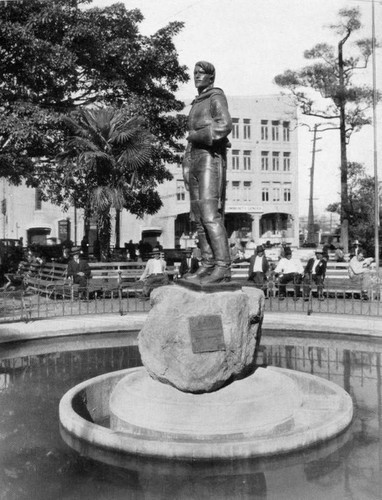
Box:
<box><xmin>261</xmin><ymin>120</ymin><xmax>268</xmax><ymax>141</ymax></box>
<box><xmin>243</xmin><ymin>150</ymin><xmax>251</xmax><ymax>170</ymax></box>
<box><xmin>261</xmin><ymin>184</ymin><xmax>269</xmax><ymax>202</ymax></box>
<box><xmin>272</xmin><ymin>121</ymin><xmax>280</xmax><ymax>141</ymax></box>
<box><xmin>243</xmin><ymin>119</ymin><xmax>251</xmax><ymax>140</ymax></box>
<box><xmin>272</xmin><ymin>183</ymin><xmax>281</xmax><ymax>202</ymax></box>
<box><xmin>232</xmin><ymin>181</ymin><xmax>240</xmax><ymax>202</ymax></box>
<box><xmin>176</xmin><ymin>180</ymin><xmax>185</xmax><ymax>201</ymax></box>
<box><xmin>243</xmin><ymin>181</ymin><xmax>252</xmax><ymax>202</ymax></box>
<box><xmin>283</xmin><ymin>152</ymin><xmax>291</xmax><ymax>171</ymax></box>
<box><xmin>284</xmin><ymin>186</ymin><xmax>291</xmax><ymax>202</ymax></box>
<box><xmin>232</xmin><ymin>118</ymin><xmax>239</xmax><ymax>139</ymax></box>
<box><xmin>35</xmin><ymin>188</ymin><xmax>43</xmax><ymax>210</ymax></box>
<box><xmin>261</xmin><ymin>151</ymin><xmax>269</xmax><ymax>171</ymax></box>
<box><xmin>283</xmin><ymin>121</ymin><xmax>290</xmax><ymax>142</ymax></box>
<box><xmin>232</xmin><ymin>149</ymin><xmax>240</xmax><ymax>170</ymax></box>
<box><xmin>272</xmin><ymin>152</ymin><xmax>280</xmax><ymax>171</ymax></box>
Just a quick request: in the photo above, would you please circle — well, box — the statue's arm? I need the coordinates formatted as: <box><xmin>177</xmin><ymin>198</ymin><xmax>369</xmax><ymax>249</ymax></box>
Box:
<box><xmin>182</xmin><ymin>142</ymin><xmax>191</xmax><ymax>191</ymax></box>
<box><xmin>210</xmin><ymin>93</ymin><xmax>232</xmax><ymax>141</ymax></box>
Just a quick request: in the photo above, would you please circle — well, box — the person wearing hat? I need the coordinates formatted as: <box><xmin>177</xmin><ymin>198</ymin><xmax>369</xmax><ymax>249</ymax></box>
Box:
<box><xmin>178</xmin><ymin>249</ymin><xmax>199</xmax><ymax>278</ymax></box>
<box><xmin>302</xmin><ymin>248</ymin><xmax>328</xmax><ymax>301</ymax></box>
<box><xmin>67</xmin><ymin>248</ymin><xmax>92</xmax><ymax>298</ymax></box>
<box><xmin>248</xmin><ymin>245</ymin><xmax>270</xmax><ymax>294</ymax></box>
<box><xmin>139</xmin><ymin>247</ymin><xmax>169</xmax><ymax>298</ymax></box>
<box><xmin>273</xmin><ymin>247</ymin><xmax>304</xmax><ymax>300</ymax></box>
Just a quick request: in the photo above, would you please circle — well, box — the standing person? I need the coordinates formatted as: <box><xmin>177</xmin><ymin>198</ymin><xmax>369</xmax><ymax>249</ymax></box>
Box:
<box><xmin>248</xmin><ymin>245</ymin><xmax>270</xmax><ymax>294</ymax></box>
<box><xmin>182</xmin><ymin>61</ymin><xmax>232</xmax><ymax>284</ymax></box>
<box><xmin>348</xmin><ymin>248</ymin><xmax>374</xmax><ymax>300</ymax></box>
<box><xmin>273</xmin><ymin>247</ymin><xmax>304</xmax><ymax>300</ymax></box>
<box><xmin>303</xmin><ymin>248</ymin><xmax>328</xmax><ymax>301</ymax></box>
<box><xmin>58</xmin><ymin>246</ymin><xmax>71</xmax><ymax>264</ymax></box>
<box><xmin>67</xmin><ymin>249</ymin><xmax>92</xmax><ymax>299</ymax></box>
<box><xmin>126</xmin><ymin>240</ymin><xmax>137</xmax><ymax>261</ymax></box>
<box><xmin>80</xmin><ymin>235</ymin><xmax>89</xmax><ymax>259</ymax></box>
<box><xmin>139</xmin><ymin>248</ymin><xmax>169</xmax><ymax>298</ymax></box>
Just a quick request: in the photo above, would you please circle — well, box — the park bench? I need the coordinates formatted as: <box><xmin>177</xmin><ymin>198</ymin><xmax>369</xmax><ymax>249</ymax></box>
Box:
<box><xmin>321</xmin><ymin>262</ymin><xmax>380</xmax><ymax>300</ymax></box>
<box><xmin>24</xmin><ymin>262</ymin><xmax>70</xmax><ymax>297</ymax></box>
<box><xmin>231</xmin><ymin>260</ymin><xmax>381</xmax><ymax>300</ymax></box>
<box><xmin>20</xmin><ymin>260</ymin><xmax>177</xmax><ymax>299</ymax></box>
<box><xmin>88</xmin><ymin>261</ymin><xmax>146</xmax><ymax>296</ymax></box>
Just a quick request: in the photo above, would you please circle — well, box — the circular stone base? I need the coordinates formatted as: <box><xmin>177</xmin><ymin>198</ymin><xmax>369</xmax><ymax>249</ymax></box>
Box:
<box><xmin>59</xmin><ymin>366</ymin><xmax>353</xmax><ymax>460</ymax></box>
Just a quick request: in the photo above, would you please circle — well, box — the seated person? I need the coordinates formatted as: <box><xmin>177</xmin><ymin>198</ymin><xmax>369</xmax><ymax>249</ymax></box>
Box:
<box><xmin>139</xmin><ymin>248</ymin><xmax>169</xmax><ymax>298</ymax></box>
<box><xmin>178</xmin><ymin>250</ymin><xmax>199</xmax><ymax>278</ymax></box>
<box><xmin>334</xmin><ymin>245</ymin><xmax>345</xmax><ymax>263</ymax></box>
<box><xmin>229</xmin><ymin>243</ymin><xmax>242</xmax><ymax>263</ymax></box>
<box><xmin>273</xmin><ymin>247</ymin><xmax>304</xmax><ymax>300</ymax></box>
<box><xmin>248</xmin><ymin>245</ymin><xmax>269</xmax><ymax>294</ymax></box>
<box><xmin>67</xmin><ymin>249</ymin><xmax>92</xmax><ymax>298</ymax></box>
<box><xmin>348</xmin><ymin>248</ymin><xmax>374</xmax><ymax>300</ymax></box>
<box><xmin>303</xmin><ymin>248</ymin><xmax>328</xmax><ymax>301</ymax></box>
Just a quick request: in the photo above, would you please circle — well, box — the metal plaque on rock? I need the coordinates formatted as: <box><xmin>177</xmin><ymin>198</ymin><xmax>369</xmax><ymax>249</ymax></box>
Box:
<box><xmin>189</xmin><ymin>315</ymin><xmax>226</xmax><ymax>353</ymax></box>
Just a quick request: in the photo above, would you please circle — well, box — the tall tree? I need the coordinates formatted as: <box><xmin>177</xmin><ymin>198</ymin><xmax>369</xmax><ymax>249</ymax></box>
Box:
<box><xmin>57</xmin><ymin>106</ymin><xmax>159</xmax><ymax>260</ymax></box>
<box><xmin>327</xmin><ymin>162</ymin><xmax>376</xmax><ymax>256</ymax></box>
<box><xmin>274</xmin><ymin>8</ymin><xmax>378</xmax><ymax>252</ymax></box>
<box><xmin>0</xmin><ymin>0</ymin><xmax>188</xmax><ymax>194</ymax></box>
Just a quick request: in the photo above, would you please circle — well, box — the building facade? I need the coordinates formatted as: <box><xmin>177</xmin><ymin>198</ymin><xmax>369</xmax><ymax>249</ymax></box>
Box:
<box><xmin>1</xmin><ymin>94</ymin><xmax>299</xmax><ymax>252</ymax></box>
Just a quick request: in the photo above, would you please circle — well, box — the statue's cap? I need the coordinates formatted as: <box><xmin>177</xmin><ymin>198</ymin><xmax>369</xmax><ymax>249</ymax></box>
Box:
<box><xmin>195</xmin><ymin>61</ymin><xmax>215</xmax><ymax>78</ymax></box>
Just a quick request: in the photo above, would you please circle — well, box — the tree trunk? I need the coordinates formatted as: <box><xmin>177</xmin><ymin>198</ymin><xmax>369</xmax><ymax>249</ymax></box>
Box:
<box><xmin>115</xmin><ymin>209</ymin><xmax>121</xmax><ymax>249</ymax></box>
<box><xmin>98</xmin><ymin>211</ymin><xmax>111</xmax><ymax>262</ymax></box>
<box><xmin>338</xmin><ymin>38</ymin><xmax>349</xmax><ymax>253</ymax></box>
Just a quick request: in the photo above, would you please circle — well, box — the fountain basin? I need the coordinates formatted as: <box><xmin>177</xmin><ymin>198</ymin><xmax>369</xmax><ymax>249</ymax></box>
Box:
<box><xmin>59</xmin><ymin>366</ymin><xmax>353</xmax><ymax>460</ymax></box>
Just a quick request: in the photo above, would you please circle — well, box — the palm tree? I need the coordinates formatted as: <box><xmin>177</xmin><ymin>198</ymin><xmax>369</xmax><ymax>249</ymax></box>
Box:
<box><xmin>57</xmin><ymin>106</ymin><xmax>153</xmax><ymax>260</ymax></box>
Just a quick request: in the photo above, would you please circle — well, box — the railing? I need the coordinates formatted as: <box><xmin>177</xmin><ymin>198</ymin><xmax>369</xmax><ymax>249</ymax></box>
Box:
<box><xmin>0</xmin><ymin>288</ymin><xmax>151</xmax><ymax>324</ymax></box>
<box><xmin>1</xmin><ymin>280</ymin><xmax>382</xmax><ymax>324</ymax></box>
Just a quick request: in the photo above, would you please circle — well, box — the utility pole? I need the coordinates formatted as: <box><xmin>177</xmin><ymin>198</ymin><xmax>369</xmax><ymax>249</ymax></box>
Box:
<box><xmin>372</xmin><ymin>0</ymin><xmax>380</xmax><ymax>271</ymax></box>
<box><xmin>307</xmin><ymin>124</ymin><xmax>321</xmax><ymax>244</ymax></box>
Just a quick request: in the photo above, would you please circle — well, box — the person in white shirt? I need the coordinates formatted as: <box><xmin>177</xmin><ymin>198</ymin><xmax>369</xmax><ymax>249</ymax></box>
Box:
<box><xmin>273</xmin><ymin>246</ymin><xmax>304</xmax><ymax>300</ymax></box>
<box><xmin>348</xmin><ymin>248</ymin><xmax>373</xmax><ymax>300</ymax></box>
<box><xmin>139</xmin><ymin>248</ymin><xmax>169</xmax><ymax>298</ymax></box>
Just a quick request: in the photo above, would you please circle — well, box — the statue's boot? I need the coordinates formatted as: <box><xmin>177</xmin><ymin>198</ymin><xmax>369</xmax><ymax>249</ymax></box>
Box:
<box><xmin>184</xmin><ymin>200</ymin><xmax>214</xmax><ymax>280</ymax></box>
<box><xmin>198</xmin><ymin>199</ymin><xmax>231</xmax><ymax>284</ymax></box>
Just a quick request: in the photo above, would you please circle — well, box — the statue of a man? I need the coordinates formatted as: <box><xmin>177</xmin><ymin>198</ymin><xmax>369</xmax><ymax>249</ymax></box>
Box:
<box><xmin>182</xmin><ymin>61</ymin><xmax>232</xmax><ymax>284</ymax></box>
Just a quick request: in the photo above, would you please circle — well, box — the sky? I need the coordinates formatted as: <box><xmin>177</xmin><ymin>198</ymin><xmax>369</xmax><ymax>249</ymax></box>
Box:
<box><xmin>92</xmin><ymin>0</ymin><xmax>382</xmax><ymax>217</ymax></box>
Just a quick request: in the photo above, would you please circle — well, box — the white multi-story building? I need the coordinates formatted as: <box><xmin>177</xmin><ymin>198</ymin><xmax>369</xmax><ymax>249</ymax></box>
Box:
<box><xmin>1</xmin><ymin>94</ymin><xmax>299</xmax><ymax>252</ymax></box>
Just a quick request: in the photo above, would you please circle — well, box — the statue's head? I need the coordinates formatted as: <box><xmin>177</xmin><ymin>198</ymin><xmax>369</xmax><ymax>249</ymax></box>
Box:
<box><xmin>194</xmin><ymin>61</ymin><xmax>215</xmax><ymax>93</ymax></box>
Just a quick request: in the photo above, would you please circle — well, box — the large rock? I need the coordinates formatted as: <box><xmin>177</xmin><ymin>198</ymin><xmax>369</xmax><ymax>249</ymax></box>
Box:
<box><xmin>138</xmin><ymin>284</ymin><xmax>264</xmax><ymax>393</ymax></box>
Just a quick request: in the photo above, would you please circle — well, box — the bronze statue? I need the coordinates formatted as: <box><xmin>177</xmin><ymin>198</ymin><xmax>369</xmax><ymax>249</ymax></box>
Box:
<box><xmin>182</xmin><ymin>61</ymin><xmax>232</xmax><ymax>284</ymax></box>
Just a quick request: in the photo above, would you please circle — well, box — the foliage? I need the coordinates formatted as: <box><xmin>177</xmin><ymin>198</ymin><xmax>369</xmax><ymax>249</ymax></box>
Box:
<box><xmin>274</xmin><ymin>7</ymin><xmax>380</xmax><ymax>251</ymax></box>
<box><xmin>274</xmin><ymin>8</ymin><xmax>376</xmax><ymax>138</ymax></box>
<box><xmin>0</xmin><ymin>0</ymin><xmax>189</xmax><ymax>200</ymax></box>
<box><xmin>57</xmin><ymin>106</ymin><xmax>161</xmax><ymax>258</ymax></box>
<box><xmin>326</xmin><ymin>162</ymin><xmax>376</xmax><ymax>255</ymax></box>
